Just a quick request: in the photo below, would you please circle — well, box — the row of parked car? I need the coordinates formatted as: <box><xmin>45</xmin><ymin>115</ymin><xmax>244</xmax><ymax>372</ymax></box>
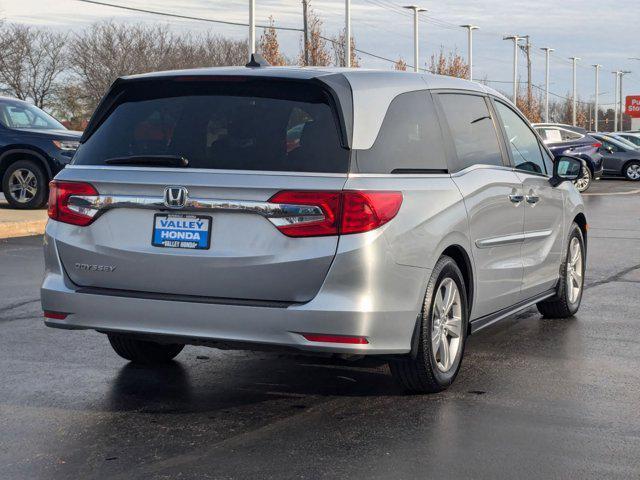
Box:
<box><xmin>533</xmin><ymin>123</ymin><xmax>640</xmax><ymax>192</ymax></box>
<box><xmin>0</xmin><ymin>96</ymin><xmax>638</xmax><ymax>209</ymax></box>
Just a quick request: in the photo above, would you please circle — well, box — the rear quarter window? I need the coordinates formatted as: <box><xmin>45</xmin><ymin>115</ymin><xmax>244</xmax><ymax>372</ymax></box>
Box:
<box><xmin>73</xmin><ymin>79</ymin><xmax>349</xmax><ymax>173</ymax></box>
<box><xmin>354</xmin><ymin>90</ymin><xmax>448</xmax><ymax>174</ymax></box>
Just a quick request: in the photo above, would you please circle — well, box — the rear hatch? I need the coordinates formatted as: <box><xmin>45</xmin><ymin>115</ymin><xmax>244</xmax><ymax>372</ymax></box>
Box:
<box><xmin>52</xmin><ymin>76</ymin><xmax>350</xmax><ymax>303</ymax></box>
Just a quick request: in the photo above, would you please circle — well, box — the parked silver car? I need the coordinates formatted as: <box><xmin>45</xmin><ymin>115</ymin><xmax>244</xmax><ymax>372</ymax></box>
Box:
<box><xmin>41</xmin><ymin>63</ymin><xmax>587</xmax><ymax>393</ymax></box>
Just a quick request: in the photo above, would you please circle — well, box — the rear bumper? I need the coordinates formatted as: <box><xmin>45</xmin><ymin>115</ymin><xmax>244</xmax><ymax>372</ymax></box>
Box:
<box><xmin>41</xmin><ymin>227</ymin><xmax>427</xmax><ymax>355</ymax></box>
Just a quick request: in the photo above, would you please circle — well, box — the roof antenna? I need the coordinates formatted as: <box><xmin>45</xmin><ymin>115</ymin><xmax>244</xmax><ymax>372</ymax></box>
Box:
<box><xmin>246</xmin><ymin>53</ymin><xmax>271</xmax><ymax>68</ymax></box>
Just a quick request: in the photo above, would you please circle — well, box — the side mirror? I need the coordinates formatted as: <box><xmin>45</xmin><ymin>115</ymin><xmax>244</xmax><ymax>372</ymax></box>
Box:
<box><xmin>601</xmin><ymin>145</ymin><xmax>614</xmax><ymax>154</ymax></box>
<box><xmin>550</xmin><ymin>156</ymin><xmax>583</xmax><ymax>187</ymax></box>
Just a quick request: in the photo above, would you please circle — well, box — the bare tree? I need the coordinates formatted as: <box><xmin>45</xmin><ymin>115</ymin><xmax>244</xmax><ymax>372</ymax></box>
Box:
<box><xmin>259</xmin><ymin>17</ymin><xmax>287</xmax><ymax>66</ymax></box>
<box><xmin>69</xmin><ymin>22</ymin><xmax>248</xmax><ymax>111</ymax></box>
<box><xmin>0</xmin><ymin>24</ymin><xmax>68</xmax><ymax>108</ymax></box>
<box><xmin>331</xmin><ymin>29</ymin><xmax>360</xmax><ymax>67</ymax></box>
<box><xmin>298</xmin><ymin>3</ymin><xmax>331</xmax><ymax>67</ymax></box>
<box><xmin>393</xmin><ymin>58</ymin><xmax>408</xmax><ymax>71</ymax></box>
<box><xmin>428</xmin><ymin>47</ymin><xmax>469</xmax><ymax>79</ymax></box>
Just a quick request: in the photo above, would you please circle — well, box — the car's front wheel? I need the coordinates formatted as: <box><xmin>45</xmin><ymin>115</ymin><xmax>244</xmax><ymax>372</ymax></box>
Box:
<box><xmin>389</xmin><ymin>255</ymin><xmax>468</xmax><ymax>393</ymax></box>
<box><xmin>108</xmin><ymin>333</ymin><xmax>184</xmax><ymax>364</ymax></box>
<box><xmin>623</xmin><ymin>160</ymin><xmax>640</xmax><ymax>181</ymax></box>
<box><xmin>2</xmin><ymin>159</ymin><xmax>48</xmax><ymax>209</ymax></box>
<box><xmin>537</xmin><ymin>222</ymin><xmax>585</xmax><ymax>318</ymax></box>
<box><xmin>573</xmin><ymin>166</ymin><xmax>592</xmax><ymax>192</ymax></box>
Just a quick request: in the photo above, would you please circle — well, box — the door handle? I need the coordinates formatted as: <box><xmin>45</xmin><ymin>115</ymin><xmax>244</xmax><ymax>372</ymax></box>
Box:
<box><xmin>508</xmin><ymin>194</ymin><xmax>524</xmax><ymax>203</ymax></box>
<box><xmin>526</xmin><ymin>195</ymin><xmax>540</xmax><ymax>204</ymax></box>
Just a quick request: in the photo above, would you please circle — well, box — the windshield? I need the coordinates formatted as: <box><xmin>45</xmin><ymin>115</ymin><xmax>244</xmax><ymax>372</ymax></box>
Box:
<box><xmin>0</xmin><ymin>101</ymin><xmax>65</xmax><ymax>130</ymax></box>
<box><xmin>73</xmin><ymin>79</ymin><xmax>348</xmax><ymax>173</ymax></box>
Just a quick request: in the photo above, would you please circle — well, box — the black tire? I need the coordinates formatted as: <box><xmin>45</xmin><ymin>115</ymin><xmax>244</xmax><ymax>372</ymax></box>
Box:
<box><xmin>389</xmin><ymin>255</ymin><xmax>469</xmax><ymax>394</ymax></box>
<box><xmin>536</xmin><ymin>223</ymin><xmax>585</xmax><ymax>318</ymax></box>
<box><xmin>2</xmin><ymin>159</ymin><xmax>48</xmax><ymax>209</ymax></box>
<box><xmin>573</xmin><ymin>166</ymin><xmax>591</xmax><ymax>193</ymax></box>
<box><xmin>623</xmin><ymin>160</ymin><xmax>640</xmax><ymax>181</ymax></box>
<box><xmin>107</xmin><ymin>333</ymin><xmax>184</xmax><ymax>364</ymax></box>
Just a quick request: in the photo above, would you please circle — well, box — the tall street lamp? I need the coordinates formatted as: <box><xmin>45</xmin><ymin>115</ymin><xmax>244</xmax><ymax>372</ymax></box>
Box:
<box><xmin>460</xmin><ymin>25</ymin><xmax>479</xmax><ymax>81</ymax></box>
<box><xmin>404</xmin><ymin>6</ymin><xmax>426</xmax><ymax>72</ymax></box>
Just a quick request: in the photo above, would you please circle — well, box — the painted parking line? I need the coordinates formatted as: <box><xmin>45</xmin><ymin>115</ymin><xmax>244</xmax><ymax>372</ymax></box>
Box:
<box><xmin>582</xmin><ymin>188</ymin><xmax>640</xmax><ymax>196</ymax></box>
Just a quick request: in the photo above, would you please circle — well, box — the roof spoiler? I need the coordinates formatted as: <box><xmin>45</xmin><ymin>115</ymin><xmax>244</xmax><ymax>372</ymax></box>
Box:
<box><xmin>245</xmin><ymin>53</ymin><xmax>271</xmax><ymax>68</ymax></box>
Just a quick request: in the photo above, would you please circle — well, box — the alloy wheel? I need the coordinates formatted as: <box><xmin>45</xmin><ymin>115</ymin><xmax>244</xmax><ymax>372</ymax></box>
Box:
<box><xmin>566</xmin><ymin>237</ymin><xmax>583</xmax><ymax>304</ymax></box>
<box><xmin>626</xmin><ymin>163</ymin><xmax>640</xmax><ymax>180</ymax></box>
<box><xmin>574</xmin><ymin>168</ymin><xmax>591</xmax><ymax>192</ymax></box>
<box><xmin>8</xmin><ymin>168</ymin><xmax>38</xmax><ymax>204</ymax></box>
<box><xmin>431</xmin><ymin>277</ymin><xmax>463</xmax><ymax>372</ymax></box>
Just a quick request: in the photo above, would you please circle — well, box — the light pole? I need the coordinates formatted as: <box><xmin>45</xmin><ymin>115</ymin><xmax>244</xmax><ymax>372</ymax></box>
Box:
<box><xmin>570</xmin><ymin>57</ymin><xmax>580</xmax><ymax>126</ymax></box>
<box><xmin>404</xmin><ymin>6</ymin><xmax>426</xmax><ymax>72</ymax></box>
<box><xmin>613</xmin><ymin>71</ymin><xmax>621</xmax><ymax>131</ymax></box>
<box><xmin>248</xmin><ymin>0</ymin><xmax>256</xmax><ymax>55</ymax></box>
<box><xmin>345</xmin><ymin>0</ymin><xmax>351</xmax><ymax>67</ymax></box>
<box><xmin>619</xmin><ymin>70</ymin><xmax>631</xmax><ymax>130</ymax></box>
<box><xmin>593</xmin><ymin>64</ymin><xmax>601</xmax><ymax>131</ymax></box>
<box><xmin>503</xmin><ymin>35</ymin><xmax>521</xmax><ymax>103</ymax></box>
<box><xmin>460</xmin><ymin>24</ymin><xmax>479</xmax><ymax>81</ymax></box>
<box><xmin>541</xmin><ymin>47</ymin><xmax>554</xmax><ymax>122</ymax></box>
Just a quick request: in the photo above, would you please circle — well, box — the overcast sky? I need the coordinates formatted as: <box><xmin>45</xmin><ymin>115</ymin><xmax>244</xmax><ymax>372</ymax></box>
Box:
<box><xmin>3</xmin><ymin>0</ymin><xmax>640</xmax><ymax>106</ymax></box>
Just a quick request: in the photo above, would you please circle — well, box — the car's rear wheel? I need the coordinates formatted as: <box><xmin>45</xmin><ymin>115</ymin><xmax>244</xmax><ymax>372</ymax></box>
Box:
<box><xmin>2</xmin><ymin>159</ymin><xmax>48</xmax><ymax>209</ymax></box>
<box><xmin>389</xmin><ymin>255</ymin><xmax>468</xmax><ymax>394</ymax></box>
<box><xmin>573</xmin><ymin>166</ymin><xmax>591</xmax><ymax>192</ymax></box>
<box><xmin>107</xmin><ymin>333</ymin><xmax>184</xmax><ymax>364</ymax></box>
<box><xmin>536</xmin><ymin>223</ymin><xmax>585</xmax><ymax>318</ymax></box>
<box><xmin>623</xmin><ymin>161</ymin><xmax>640</xmax><ymax>181</ymax></box>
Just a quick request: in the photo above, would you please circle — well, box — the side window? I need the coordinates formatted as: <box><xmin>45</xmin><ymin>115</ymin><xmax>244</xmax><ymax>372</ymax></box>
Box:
<box><xmin>494</xmin><ymin>101</ymin><xmax>547</xmax><ymax>175</ymax></box>
<box><xmin>437</xmin><ymin>93</ymin><xmax>504</xmax><ymax>172</ymax></box>
<box><xmin>355</xmin><ymin>90</ymin><xmax>447</xmax><ymax>173</ymax></box>
<box><xmin>601</xmin><ymin>139</ymin><xmax>619</xmax><ymax>152</ymax></box>
<box><xmin>560</xmin><ymin>129</ymin><xmax>582</xmax><ymax>141</ymax></box>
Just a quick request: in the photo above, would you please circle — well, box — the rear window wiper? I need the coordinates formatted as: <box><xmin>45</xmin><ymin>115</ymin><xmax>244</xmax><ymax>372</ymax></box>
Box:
<box><xmin>104</xmin><ymin>155</ymin><xmax>189</xmax><ymax>168</ymax></box>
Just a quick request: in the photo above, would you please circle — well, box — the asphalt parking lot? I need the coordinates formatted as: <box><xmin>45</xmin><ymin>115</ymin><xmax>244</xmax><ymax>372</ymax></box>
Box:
<box><xmin>1</xmin><ymin>178</ymin><xmax>639</xmax><ymax>479</ymax></box>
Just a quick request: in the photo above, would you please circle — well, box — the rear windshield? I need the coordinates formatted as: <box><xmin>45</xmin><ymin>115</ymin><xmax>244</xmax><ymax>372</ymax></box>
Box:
<box><xmin>73</xmin><ymin>79</ymin><xmax>349</xmax><ymax>173</ymax></box>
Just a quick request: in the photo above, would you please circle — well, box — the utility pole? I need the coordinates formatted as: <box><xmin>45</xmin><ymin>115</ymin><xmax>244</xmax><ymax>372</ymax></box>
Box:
<box><xmin>541</xmin><ymin>47</ymin><xmax>554</xmax><ymax>122</ymax></box>
<box><xmin>460</xmin><ymin>25</ymin><xmax>479</xmax><ymax>81</ymax></box>
<box><xmin>619</xmin><ymin>71</ymin><xmax>631</xmax><ymax>130</ymax></box>
<box><xmin>503</xmin><ymin>35</ymin><xmax>521</xmax><ymax>103</ymax></box>
<box><xmin>593</xmin><ymin>64</ymin><xmax>601</xmax><ymax>131</ymax></box>
<box><xmin>521</xmin><ymin>36</ymin><xmax>532</xmax><ymax>107</ymax></box>
<box><xmin>570</xmin><ymin>57</ymin><xmax>580</xmax><ymax>126</ymax></box>
<box><xmin>613</xmin><ymin>71</ymin><xmax>621</xmax><ymax>131</ymax></box>
<box><xmin>302</xmin><ymin>0</ymin><xmax>309</xmax><ymax>66</ymax></box>
<box><xmin>345</xmin><ymin>0</ymin><xmax>351</xmax><ymax>67</ymax></box>
<box><xmin>248</xmin><ymin>0</ymin><xmax>256</xmax><ymax>56</ymax></box>
<box><xmin>404</xmin><ymin>5</ymin><xmax>426</xmax><ymax>73</ymax></box>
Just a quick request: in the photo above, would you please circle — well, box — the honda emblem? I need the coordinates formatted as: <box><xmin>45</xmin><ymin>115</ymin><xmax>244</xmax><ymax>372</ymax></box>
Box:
<box><xmin>164</xmin><ymin>186</ymin><xmax>188</xmax><ymax>209</ymax></box>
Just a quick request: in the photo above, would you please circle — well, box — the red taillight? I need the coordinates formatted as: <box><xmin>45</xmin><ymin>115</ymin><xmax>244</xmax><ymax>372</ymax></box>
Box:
<box><xmin>44</xmin><ymin>311</ymin><xmax>68</xmax><ymax>320</ymax></box>
<box><xmin>593</xmin><ymin>142</ymin><xmax>602</xmax><ymax>148</ymax></box>
<box><xmin>268</xmin><ymin>190</ymin><xmax>341</xmax><ymax>237</ymax></box>
<box><xmin>48</xmin><ymin>180</ymin><xmax>98</xmax><ymax>226</ymax></box>
<box><xmin>268</xmin><ymin>190</ymin><xmax>402</xmax><ymax>238</ymax></box>
<box><xmin>302</xmin><ymin>333</ymin><xmax>369</xmax><ymax>344</ymax></box>
<box><xmin>340</xmin><ymin>191</ymin><xmax>403</xmax><ymax>235</ymax></box>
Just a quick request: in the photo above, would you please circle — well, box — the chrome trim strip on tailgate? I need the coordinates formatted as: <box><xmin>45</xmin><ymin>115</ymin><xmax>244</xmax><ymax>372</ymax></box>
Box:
<box><xmin>66</xmin><ymin>194</ymin><xmax>325</xmax><ymax>227</ymax></box>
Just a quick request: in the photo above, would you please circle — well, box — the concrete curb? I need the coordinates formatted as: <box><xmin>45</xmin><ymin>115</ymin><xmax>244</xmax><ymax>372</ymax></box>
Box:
<box><xmin>0</xmin><ymin>220</ymin><xmax>47</xmax><ymax>239</ymax></box>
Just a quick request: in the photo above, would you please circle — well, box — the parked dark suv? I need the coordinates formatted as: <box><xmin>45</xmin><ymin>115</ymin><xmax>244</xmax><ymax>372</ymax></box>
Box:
<box><xmin>532</xmin><ymin>123</ymin><xmax>603</xmax><ymax>192</ymax></box>
<box><xmin>0</xmin><ymin>97</ymin><xmax>81</xmax><ymax>209</ymax></box>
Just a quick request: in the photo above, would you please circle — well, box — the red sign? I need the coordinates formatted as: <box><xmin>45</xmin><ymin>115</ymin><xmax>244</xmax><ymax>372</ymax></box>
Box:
<box><xmin>626</xmin><ymin>96</ymin><xmax>640</xmax><ymax>118</ymax></box>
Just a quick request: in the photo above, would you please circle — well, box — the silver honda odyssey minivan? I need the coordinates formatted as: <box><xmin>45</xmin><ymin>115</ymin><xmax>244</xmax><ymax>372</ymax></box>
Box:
<box><xmin>41</xmin><ymin>62</ymin><xmax>587</xmax><ymax>393</ymax></box>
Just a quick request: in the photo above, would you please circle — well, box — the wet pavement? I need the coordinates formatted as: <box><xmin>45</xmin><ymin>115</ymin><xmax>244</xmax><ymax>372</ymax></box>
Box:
<box><xmin>1</xmin><ymin>179</ymin><xmax>639</xmax><ymax>479</ymax></box>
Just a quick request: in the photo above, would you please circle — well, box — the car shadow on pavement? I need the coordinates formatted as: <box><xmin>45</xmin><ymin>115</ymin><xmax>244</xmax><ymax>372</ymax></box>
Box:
<box><xmin>105</xmin><ymin>353</ymin><xmax>403</xmax><ymax>415</ymax></box>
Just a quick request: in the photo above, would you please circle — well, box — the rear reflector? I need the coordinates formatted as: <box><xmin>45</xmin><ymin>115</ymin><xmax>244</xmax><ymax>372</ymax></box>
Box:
<box><xmin>44</xmin><ymin>311</ymin><xmax>68</xmax><ymax>320</ymax></box>
<box><xmin>268</xmin><ymin>190</ymin><xmax>402</xmax><ymax>237</ymax></box>
<box><xmin>302</xmin><ymin>333</ymin><xmax>369</xmax><ymax>344</ymax></box>
<box><xmin>48</xmin><ymin>180</ymin><xmax>99</xmax><ymax>226</ymax></box>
